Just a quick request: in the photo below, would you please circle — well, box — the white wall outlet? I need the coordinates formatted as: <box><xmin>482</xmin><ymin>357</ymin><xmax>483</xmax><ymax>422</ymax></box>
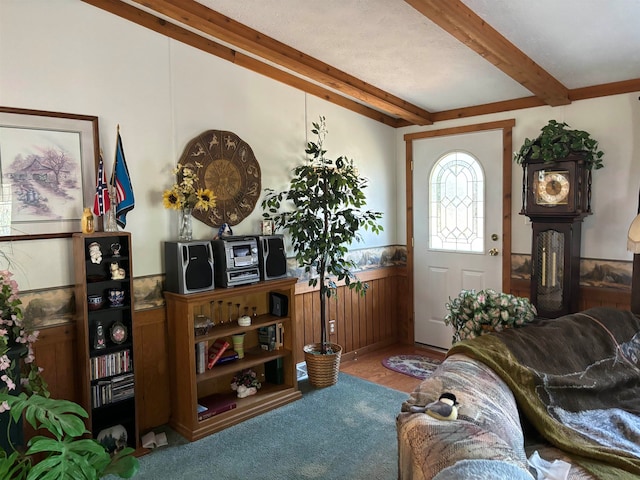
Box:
<box><xmin>329</xmin><ymin>320</ymin><xmax>336</xmax><ymax>334</ymax></box>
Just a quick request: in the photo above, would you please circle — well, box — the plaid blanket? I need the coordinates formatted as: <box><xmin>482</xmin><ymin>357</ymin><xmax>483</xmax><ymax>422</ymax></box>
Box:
<box><xmin>449</xmin><ymin>307</ymin><xmax>640</xmax><ymax>479</ymax></box>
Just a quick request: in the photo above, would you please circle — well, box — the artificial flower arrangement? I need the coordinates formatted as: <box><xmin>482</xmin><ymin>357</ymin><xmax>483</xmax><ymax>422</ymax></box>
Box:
<box><xmin>162</xmin><ymin>162</ymin><xmax>217</xmax><ymax>212</ymax></box>
<box><xmin>444</xmin><ymin>288</ymin><xmax>537</xmax><ymax>344</ymax></box>
<box><xmin>230</xmin><ymin>368</ymin><xmax>261</xmax><ymax>399</ymax></box>
<box><xmin>0</xmin><ymin>270</ymin><xmax>47</xmax><ymax>402</ymax></box>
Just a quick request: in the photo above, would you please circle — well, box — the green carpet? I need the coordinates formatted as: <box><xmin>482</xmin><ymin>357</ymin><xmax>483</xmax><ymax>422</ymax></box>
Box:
<box><xmin>127</xmin><ymin>373</ymin><xmax>407</xmax><ymax>479</ymax></box>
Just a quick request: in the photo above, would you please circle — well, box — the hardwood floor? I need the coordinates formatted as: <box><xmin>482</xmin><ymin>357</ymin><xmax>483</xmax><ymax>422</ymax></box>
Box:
<box><xmin>339</xmin><ymin>343</ymin><xmax>446</xmax><ymax>393</ymax></box>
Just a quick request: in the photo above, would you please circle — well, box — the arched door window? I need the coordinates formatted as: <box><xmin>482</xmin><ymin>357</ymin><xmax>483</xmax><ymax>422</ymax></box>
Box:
<box><xmin>429</xmin><ymin>151</ymin><xmax>484</xmax><ymax>252</ymax></box>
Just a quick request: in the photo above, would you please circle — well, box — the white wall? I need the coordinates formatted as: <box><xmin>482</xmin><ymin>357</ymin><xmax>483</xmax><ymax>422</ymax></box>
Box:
<box><xmin>396</xmin><ymin>93</ymin><xmax>640</xmax><ymax>262</ymax></box>
<box><xmin>0</xmin><ymin>1</ymin><xmax>397</xmax><ymax>290</ymax></box>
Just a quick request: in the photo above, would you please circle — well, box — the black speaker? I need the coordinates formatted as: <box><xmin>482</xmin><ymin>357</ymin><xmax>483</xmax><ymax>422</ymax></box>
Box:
<box><xmin>256</xmin><ymin>235</ymin><xmax>288</xmax><ymax>281</ymax></box>
<box><xmin>164</xmin><ymin>241</ymin><xmax>215</xmax><ymax>294</ymax></box>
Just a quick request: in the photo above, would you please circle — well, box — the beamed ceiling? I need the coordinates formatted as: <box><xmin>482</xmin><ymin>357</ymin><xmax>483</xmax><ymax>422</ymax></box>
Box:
<box><xmin>82</xmin><ymin>0</ymin><xmax>640</xmax><ymax>127</ymax></box>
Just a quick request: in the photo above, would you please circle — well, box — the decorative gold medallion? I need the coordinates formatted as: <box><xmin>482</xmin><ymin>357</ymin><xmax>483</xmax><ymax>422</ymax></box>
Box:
<box><xmin>178</xmin><ymin>130</ymin><xmax>261</xmax><ymax>227</ymax></box>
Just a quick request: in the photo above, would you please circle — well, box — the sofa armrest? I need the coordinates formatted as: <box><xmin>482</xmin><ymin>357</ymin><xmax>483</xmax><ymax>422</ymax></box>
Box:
<box><xmin>397</xmin><ymin>354</ymin><xmax>532</xmax><ymax>479</ymax></box>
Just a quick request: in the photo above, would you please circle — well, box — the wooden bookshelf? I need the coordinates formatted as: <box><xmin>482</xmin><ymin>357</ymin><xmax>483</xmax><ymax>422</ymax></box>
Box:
<box><xmin>164</xmin><ymin>277</ymin><xmax>301</xmax><ymax>441</ymax></box>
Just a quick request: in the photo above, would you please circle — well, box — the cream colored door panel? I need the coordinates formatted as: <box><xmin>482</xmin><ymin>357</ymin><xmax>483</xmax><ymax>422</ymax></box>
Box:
<box><xmin>413</xmin><ymin>130</ymin><xmax>502</xmax><ymax>349</ymax></box>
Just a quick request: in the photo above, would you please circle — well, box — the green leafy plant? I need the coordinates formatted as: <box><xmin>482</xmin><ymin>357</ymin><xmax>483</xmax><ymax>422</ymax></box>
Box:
<box><xmin>444</xmin><ymin>289</ymin><xmax>537</xmax><ymax>344</ymax></box>
<box><xmin>261</xmin><ymin>116</ymin><xmax>383</xmax><ymax>354</ymax></box>
<box><xmin>513</xmin><ymin>120</ymin><xmax>604</xmax><ymax>170</ymax></box>
<box><xmin>0</xmin><ymin>393</ymin><xmax>138</xmax><ymax>479</ymax></box>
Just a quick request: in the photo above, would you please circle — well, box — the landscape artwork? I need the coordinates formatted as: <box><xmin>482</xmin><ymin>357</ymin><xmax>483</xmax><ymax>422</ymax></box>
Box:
<box><xmin>0</xmin><ymin>125</ymin><xmax>84</xmax><ymax>224</ymax></box>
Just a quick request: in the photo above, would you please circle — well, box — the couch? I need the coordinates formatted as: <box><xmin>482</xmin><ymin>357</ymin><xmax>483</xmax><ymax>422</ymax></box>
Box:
<box><xmin>397</xmin><ymin>307</ymin><xmax>640</xmax><ymax>480</ymax></box>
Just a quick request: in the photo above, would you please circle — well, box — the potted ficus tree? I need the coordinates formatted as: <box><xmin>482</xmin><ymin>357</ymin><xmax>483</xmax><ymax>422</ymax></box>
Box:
<box><xmin>261</xmin><ymin>116</ymin><xmax>383</xmax><ymax>387</ymax></box>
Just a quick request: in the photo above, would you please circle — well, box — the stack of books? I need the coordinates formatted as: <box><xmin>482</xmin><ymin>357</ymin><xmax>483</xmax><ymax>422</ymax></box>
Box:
<box><xmin>195</xmin><ymin>339</ymin><xmax>240</xmax><ymax>374</ymax></box>
<box><xmin>258</xmin><ymin>323</ymin><xmax>284</xmax><ymax>351</ymax></box>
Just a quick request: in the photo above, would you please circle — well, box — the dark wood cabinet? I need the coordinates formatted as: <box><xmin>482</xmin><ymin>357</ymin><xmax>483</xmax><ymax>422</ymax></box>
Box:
<box><xmin>73</xmin><ymin>232</ymin><xmax>138</xmax><ymax>451</ymax></box>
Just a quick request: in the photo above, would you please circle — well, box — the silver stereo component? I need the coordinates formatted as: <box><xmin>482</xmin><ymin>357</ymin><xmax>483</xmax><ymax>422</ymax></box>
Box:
<box><xmin>211</xmin><ymin>236</ymin><xmax>260</xmax><ymax>287</ymax></box>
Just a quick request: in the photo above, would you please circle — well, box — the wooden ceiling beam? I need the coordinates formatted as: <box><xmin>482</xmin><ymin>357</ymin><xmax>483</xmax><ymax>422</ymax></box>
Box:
<box><xmin>404</xmin><ymin>0</ymin><xmax>570</xmax><ymax>107</ymax></box>
<box><xmin>131</xmin><ymin>0</ymin><xmax>433</xmax><ymax>125</ymax></box>
<box><xmin>81</xmin><ymin>0</ymin><xmax>400</xmax><ymax>127</ymax></box>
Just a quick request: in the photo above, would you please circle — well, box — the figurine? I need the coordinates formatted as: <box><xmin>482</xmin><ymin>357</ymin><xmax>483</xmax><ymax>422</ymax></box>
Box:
<box><xmin>81</xmin><ymin>208</ymin><xmax>94</xmax><ymax>234</ymax></box>
<box><xmin>110</xmin><ymin>242</ymin><xmax>121</xmax><ymax>257</ymax></box>
<box><xmin>110</xmin><ymin>262</ymin><xmax>126</xmax><ymax>280</ymax></box>
<box><xmin>89</xmin><ymin>242</ymin><xmax>102</xmax><ymax>264</ymax></box>
<box><xmin>214</xmin><ymin>223</ymin><xmax>233</xmax><ymax>240</ymax></box>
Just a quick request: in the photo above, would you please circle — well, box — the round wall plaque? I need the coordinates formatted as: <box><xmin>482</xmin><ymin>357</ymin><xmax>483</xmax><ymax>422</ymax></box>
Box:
<box><xmin>178</xmin><ymin>130</ymin><xmax>261</xmax><ymax>227</ymax></box>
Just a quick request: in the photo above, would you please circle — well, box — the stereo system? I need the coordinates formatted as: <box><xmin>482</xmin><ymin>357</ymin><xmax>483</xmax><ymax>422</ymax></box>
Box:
<box><xmin>164</xmin><ymin>241</ymin><xmax>215</xmax><ymax>294</ymax></box>
<box><xmin>211</xmin><ymin>236</ymin><xmax>261</xmax><ymax>287</ymax></box>
<box><xmin>164</xmin><ymin>234</ymin><xmax>288</xmax><ymax>292</ymax></box>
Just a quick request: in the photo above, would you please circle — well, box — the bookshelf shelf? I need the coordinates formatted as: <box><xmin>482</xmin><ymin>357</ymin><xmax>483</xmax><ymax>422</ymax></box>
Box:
<box><xmin>165</xmin><ymin>277</ymin><xmax>301</xmax><ymax>441</ymax></box>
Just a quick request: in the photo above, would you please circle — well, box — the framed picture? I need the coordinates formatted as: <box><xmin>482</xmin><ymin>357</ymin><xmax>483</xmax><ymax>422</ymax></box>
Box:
<box><xmin>0</xmin><ymin>107</ymin><xmax>100</xmax><ymax>240</ymax></box>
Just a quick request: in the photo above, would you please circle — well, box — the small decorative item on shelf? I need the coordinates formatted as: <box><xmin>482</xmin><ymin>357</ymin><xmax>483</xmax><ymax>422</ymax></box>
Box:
<box><xmin>231</xmin><ymin>368</ymin><xmax>261</xmax><ymax>398</ymax></box>
<box><xmin>110</xmin><ymin>262</ymin><xmax>126</xmax><ymax>280</ymax></box>
<box><xmin>87</xmin><ymin>294</ymin><xmax>104</xmax><ymax>311</ymax></box>
<box><xmin>237</xmin><ymin>315</ymin><xmax>251</xmax><ymax>327</ymax></box>
<box><xmin>110</xmin><ymin>321</ymin><xmax>128</xmax><ymax>344</ymax></box>
<box><xmin>108</xmin><ymin>288</ymin><xmax>125</xmax><ymax>307</ymax></box>
<box><xmin>260</xmin><ymin>220</ymin><xmax>273</xmax><ymax>235</ymax></box>
<box><xmin>162</xmin><ymin>162</ymin><xmax>217</xmax><ymax>241</ymax></box>
<box><xmin>88</xmin><ymin>242</ymin><xmax>102</xmax><ymax>264</ymax></box>
<box><xmin>194</xmin><ymin>314</ymin><xmax>213</xmax><ymax>336</ymax></box>
<box><xmin>94</xmin><ymin>321</ymin><xmax>106</xmax><ymax>350</ymax></box>
<box><xmin>110</xmin><ymin>242</ymin><xmax>121</xmax><ymax>257</ymax></box>
<box><xmin>97</xmin><ymin>424</ymin><xmax>128</xmax><ymax>454</ymax></box>
<box><xmin>81</xmin><ymin>207</ymin><xmax>94</xmax><ymax>234</ymax></box>
<box><xmin>231</xmin><ymin>333</ymin><xmax>246</xmax><ymax>359</ymax></box>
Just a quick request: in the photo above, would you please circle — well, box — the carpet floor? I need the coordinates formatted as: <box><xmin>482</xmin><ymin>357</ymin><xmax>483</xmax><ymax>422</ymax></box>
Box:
<box><xmin>122</xmin><ymin>373</ymin><xmax>408</xmax><ymax>480</ymax></box>
<box><xmin>381</xmin><ymin>355</ymin><xmax>442</xmax><ymax>380</ymax></box>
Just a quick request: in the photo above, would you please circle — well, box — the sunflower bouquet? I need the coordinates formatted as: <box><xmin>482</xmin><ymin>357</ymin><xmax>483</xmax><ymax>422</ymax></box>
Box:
<box><xmin>162</xmin><ymin>162</ymin><xmax>216</xmax><ymax>212</ymax></box>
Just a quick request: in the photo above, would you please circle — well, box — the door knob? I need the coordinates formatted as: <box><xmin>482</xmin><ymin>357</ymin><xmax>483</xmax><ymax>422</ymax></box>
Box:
<box><xmin>489</xmin><ymin>248</ymin><xmax>499</xmax><ymax>256</ymax></box>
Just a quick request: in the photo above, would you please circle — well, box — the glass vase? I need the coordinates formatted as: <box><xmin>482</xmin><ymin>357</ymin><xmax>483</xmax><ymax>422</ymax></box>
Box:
<box><xmin>178</xmin><ymin>207</ymin><xmax>193</xmax><ymax>241</ymax></box>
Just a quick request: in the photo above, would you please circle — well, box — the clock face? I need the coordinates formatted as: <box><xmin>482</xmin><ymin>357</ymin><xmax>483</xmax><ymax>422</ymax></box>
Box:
<box><xmin>534</xmin><ymin>170</ymin><xmax>570</xmax><ymax>206</ymax></box>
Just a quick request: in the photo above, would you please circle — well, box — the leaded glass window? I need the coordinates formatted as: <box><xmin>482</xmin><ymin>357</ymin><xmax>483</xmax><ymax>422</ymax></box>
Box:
<box><xmin>429</xmin><ymin>151</ymin><xmax>484</xmax><ymax>252</ymax></box>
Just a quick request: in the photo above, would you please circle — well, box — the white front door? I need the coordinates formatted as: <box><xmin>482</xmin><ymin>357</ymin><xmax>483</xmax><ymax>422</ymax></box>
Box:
<box><xmin>413</xmin><ymin>130</ymin><xmax>503</xmax><ymax>349</ymax></box>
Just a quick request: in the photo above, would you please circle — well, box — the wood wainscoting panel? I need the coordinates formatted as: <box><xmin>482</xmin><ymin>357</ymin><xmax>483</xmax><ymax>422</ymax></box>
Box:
<box><xmin>133</xmin><ymin>307</ymin><xmax>171</xmax><ymax>433</ymax></box>
<box><xmin>510</xmin><ymin>278</ymin><xmax>631</xmax><ymax>311</ymax></box>
<box><xmin>31</xmin><ymin>324</ymin><xmax>79</xmax><ymax>403</ymax></box>
<box><xmin>294</xmin><ymin>267</ymin><xmax>407</xmax><ymax>364</ymax></box>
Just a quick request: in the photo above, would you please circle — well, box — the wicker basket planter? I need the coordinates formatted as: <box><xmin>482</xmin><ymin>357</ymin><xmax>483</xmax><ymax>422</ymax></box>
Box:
<box><xmin>303</xmin><ymin>343</ymin><xmax>342</xmax><ymax>388</ymax></box>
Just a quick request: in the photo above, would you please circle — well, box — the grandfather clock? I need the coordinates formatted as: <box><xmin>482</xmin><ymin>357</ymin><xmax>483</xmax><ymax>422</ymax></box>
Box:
<box><xmin>521</xmin><ymin>153</ymin><xmax>592</xmax><ymax>318</ymax></box>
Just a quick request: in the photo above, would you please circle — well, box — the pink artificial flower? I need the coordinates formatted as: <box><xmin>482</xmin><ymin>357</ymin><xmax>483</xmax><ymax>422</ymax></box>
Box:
<box><xmin>2</xmin><ymin>374</ymin><xmax>16</xmax><ymax>391</ymax></box>
<box><xmin>0</xmin><ymin>400</ymin><xmax>10</xmax><ymax>413</ymax></box>
<box><xmin>0</xmin><ymin>355</ymin><xmax>10</xmax><ymax>371</ymax></box>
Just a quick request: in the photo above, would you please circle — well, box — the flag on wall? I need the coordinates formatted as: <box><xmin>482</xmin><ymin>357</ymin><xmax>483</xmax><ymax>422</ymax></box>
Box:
<box><xmin>110</xmin><ymin>127</ymin><xmax>135</xmax><ymax>228</ymax></box>
<box><xmin>93</xmin><ymin>153</ymin><xmax>111</xmax><ymax>216</ymax></box>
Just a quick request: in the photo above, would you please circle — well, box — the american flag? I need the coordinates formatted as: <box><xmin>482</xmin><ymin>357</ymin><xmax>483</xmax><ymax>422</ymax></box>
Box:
<box><xmin>93</xmin><ymin>154</ymin><xmax>111</xmax><ymax>216</ymax></box>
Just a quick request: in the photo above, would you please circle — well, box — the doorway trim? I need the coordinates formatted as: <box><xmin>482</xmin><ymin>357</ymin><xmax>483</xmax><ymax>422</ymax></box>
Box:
<box><xmin>404</xmin><ymin>119</ymin><xmax>516</xmax><ymax>344</ymax></box>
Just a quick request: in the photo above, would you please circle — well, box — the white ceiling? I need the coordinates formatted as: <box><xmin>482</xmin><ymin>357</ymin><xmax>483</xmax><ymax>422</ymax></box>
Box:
<box><xmin>196</xmin><ymin>0</ymin><xmax>640</xmax><ymax>113</ymax></box>
<box><xmin>105</xmin><ymin>0</ymin><xmax>640</xmax><ymax>125</ymax></box>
